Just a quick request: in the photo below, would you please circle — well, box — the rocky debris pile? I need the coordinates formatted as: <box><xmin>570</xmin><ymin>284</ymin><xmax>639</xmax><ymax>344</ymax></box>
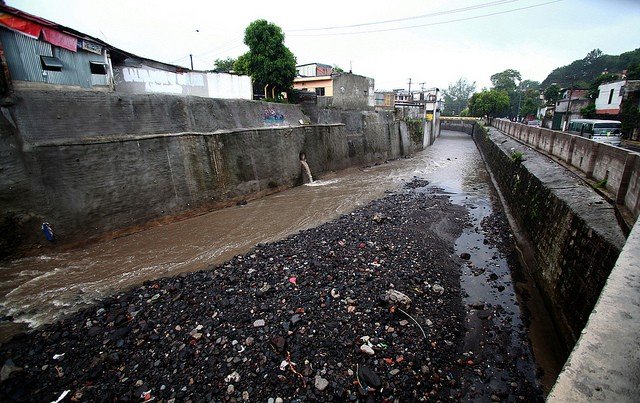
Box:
<box><xmin>0</xmin><ymin>180</ymin><xmax>542</xmax><ymax>401</ymax></box>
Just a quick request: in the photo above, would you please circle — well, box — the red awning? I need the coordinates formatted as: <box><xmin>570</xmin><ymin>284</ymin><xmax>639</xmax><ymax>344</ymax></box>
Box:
<box><xmin>0</xmin><ymin>12</ymin><xmax>41</xmax><ymax>38</ymax></box>
<box><xmin>42</xmin><ymin>26</ymin><xmax>77</xmax><ymax>52</ymax></box>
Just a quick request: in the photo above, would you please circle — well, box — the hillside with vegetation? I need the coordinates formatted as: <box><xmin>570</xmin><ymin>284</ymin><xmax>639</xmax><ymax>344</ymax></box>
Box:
<box><xmin>541</xmin><ymin>48</ymin><xmax>640</xmax><ymax>89</ymax></box>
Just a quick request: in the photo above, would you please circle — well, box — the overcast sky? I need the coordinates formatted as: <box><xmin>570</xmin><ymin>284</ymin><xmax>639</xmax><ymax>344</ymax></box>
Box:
<box><xmin>8</xmin><ymin>0</ymin><xmax>640</xmax><ymax>91</ymax></box>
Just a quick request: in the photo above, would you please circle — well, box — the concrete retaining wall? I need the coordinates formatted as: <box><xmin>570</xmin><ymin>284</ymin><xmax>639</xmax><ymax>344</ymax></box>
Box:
<box><xmin>493</xmin><ymin>119</ymin><xmax>640</xmax><ymax>222</ymax></box>
<box><xmin>0</xmin><ymin>89</ymin><xmax>416</xmax><ymax>258</ymax></box>
<box><xmin>471</xmin><ymin>123</ymin><xmax>626</xmax><ymax>352</ymax></box>
<box><xmin>548</xmin><ymin>218</ymin><xmax>640</xmax><ymax>402</ymax></box>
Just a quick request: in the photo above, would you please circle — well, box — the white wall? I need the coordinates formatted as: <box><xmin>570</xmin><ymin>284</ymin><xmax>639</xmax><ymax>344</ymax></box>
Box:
<box><xmin>596</xmin><ymin>80</ymin><xmax>625</xmax><ymax>112</ymax></box>
<box><xmin>206</xmin><ymin>72</ymin><xmax>252</xmax><ymax>100</ymax></box>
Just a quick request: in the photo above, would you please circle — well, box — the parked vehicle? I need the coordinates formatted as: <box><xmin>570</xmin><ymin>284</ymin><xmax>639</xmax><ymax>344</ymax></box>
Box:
<box><xmin>526</xmin><ymin>119</ymin><xmax>542</xmax><ymax>127</ymax></box>
<box><xmin>567</xmin><ymin>119</ymin><xmax>622</xmax><ymax>146</ymax></box>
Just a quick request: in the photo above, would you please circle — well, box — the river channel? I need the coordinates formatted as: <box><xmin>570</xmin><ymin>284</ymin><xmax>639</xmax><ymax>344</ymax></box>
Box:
<box><xmin>0</xmin><ymin>129</ymin><xmax>561</xmax><ymax>392</ymax></box>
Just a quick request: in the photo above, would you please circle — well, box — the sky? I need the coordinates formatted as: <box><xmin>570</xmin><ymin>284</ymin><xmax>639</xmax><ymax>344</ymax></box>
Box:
<box><xmin>7</xmin><ymin>0</ymin><xmax>640</xmax><ymax>92</ymax></box>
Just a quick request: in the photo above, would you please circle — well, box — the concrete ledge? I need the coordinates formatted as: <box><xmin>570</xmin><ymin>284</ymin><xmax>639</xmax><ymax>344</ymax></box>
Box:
<box><xmin>28</xmin><ymin>124</ymin><xmax>346</xmax><ymax>148</ymax></box>
<box><xmin>548</xmin><ymin>219</ymin><xmax>640</xmax><ymax>402</ymax></box>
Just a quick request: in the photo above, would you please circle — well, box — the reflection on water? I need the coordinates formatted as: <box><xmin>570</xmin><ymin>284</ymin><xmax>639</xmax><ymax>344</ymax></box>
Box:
<box><xmin>1</xmin><ymin>133</ymin><xmax>469</xmax><ymax>328</ymax></box>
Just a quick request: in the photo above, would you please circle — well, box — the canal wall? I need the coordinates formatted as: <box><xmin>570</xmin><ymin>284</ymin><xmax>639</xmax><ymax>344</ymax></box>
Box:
<box><xmin>493</xmin><ymin>119</ymin><xmax>640</xmax><ymax>226</ymax></box>
<box><xmin>548</xmin><ymin>218</ymin><xmax>640</xmax><ymax>402</ymax></box>
<box><xmin>0</xmin><ymin>89</ymin><xmax>416</xmax><ymax>258</ymax></box>
<box><xmin>466</xmin><ymin>122</ymin><xmax>626</xmax><ymax>353</ymax></box>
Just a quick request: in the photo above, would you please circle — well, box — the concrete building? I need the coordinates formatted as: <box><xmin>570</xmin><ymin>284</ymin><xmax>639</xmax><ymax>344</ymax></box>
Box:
<box><xmin>293</xmin><ymin>65</ymin><xmax>375</xmax><ymax>110</ymax></box>
<box><xmin>293</xmin><ymin>75</ymin><xmax>334</xmax><ymax>96</ymax></box>
<box><xmin>374</xmin><ymin>91</ymin><xmax>395</xmax><ymax>111</ymax></box>
<box><xmin>0</xmin><ymin>4</ymin><xmax>251</xmax><ymax>99</ymax></box>
<box><xmin>0</xmin><ymin>4</ymin><xmax>112</xmax><ymax>91</ymax></box>
<box><xmin>293</xmin><ymin>63</ymin><xmax>334</xmax><ymax>96</ymax></box>
<box><xmin>552</xmin><ymin>88</ymin><xmax>589</xmax><ymax>130</ymax></box>
<box><xmin>296</xmin><ymin>62</ymin><xmax>333</xmax><ymax>78</ymax></box>
<box><xmin>596</xmin><ymin>80</ymin><xmax>625</xmax><ymax>115</ymax></box>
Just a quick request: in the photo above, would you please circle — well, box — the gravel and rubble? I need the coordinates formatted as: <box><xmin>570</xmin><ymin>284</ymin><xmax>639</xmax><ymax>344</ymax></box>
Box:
<box><xmin>0</xmin><ymin>180</ymin><xmax>543</xmax><ymax>401</ymax></box>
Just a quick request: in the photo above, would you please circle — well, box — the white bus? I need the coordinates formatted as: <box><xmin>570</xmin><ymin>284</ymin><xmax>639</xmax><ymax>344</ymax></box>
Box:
<box><xmin>567</xmin><ymin>119</ymin><xmax>622</xmax><ymax>146</ymax></box>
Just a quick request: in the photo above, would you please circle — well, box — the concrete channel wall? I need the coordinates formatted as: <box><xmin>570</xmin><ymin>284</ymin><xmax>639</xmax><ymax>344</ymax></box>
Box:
<box><xmin>0</xmin><ymin>89</ymin><xmax>417</xmax><ymax>258</ymax></box>
<box><xmin>466</xmin><ymin>122</ymin><xmax>626</xmax><ymax>348</ymax></box>
<box><xmin>452</xmin><ymin>120</ymin><xmax>638</xmax><ymax>400</ymax></box>
<box><xmin>485</xmin><ymin>119</ymin><xmax>640</xmax><ymax>401</ymax></box>
<box><xmin>493</xmin><ymin>119</ymin><xmax>640</xmax><ymax>223</ymax></box>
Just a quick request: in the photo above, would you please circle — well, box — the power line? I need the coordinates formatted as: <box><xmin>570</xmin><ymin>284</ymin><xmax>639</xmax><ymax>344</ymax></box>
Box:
<box><xmin>288</xmin><ymin>0</ymin><xmax>518</xmax><ymax>32</ymax></box>
<box><xmin>288</xmin><ymin>0</ymin><xmax>563</xmax><ymax>37</ymax></box>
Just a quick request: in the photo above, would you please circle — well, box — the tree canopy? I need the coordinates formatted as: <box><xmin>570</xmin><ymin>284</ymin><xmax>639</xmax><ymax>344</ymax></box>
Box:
<box><xmin>442</xmin><ymin>78</ymin><xmax>476</xmax><ymax>116</ymax></box>
<box><xmin>490</xmin><ymin>69</ymin><xmax>521</xmax><ymax>92</ymax></box>
<box><xmin>468</xmin><ymin>89</ymin><xmax>510</xmax><ymax>118</ymax></box>
<box><xmin>237</xmin><ymin>20</ymin><xmax>297</xmax><ymax>99</ymax></box>
<box><xmin>213</xmin><ymin>57</ymin><xmax>237</xmax><ymax>73</ymax></box>
<box><xmin>541</xmin><ymin>48</ymin><xmax>640</xmax><ymax>88</ymax></box>
<box><xmin>543</xmin><ymin>84</ymin><xmax>561</xmax><ymax>105</ymax></box>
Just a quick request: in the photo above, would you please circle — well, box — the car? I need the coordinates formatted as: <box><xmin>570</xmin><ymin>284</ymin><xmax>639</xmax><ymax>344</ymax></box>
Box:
<box><xmin>526</xmin><ymin>120</ymin><xmax>541</xmax><ymax>127</ymax></box>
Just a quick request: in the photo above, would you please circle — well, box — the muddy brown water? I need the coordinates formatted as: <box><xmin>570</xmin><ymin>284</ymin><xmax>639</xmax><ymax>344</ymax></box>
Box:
<box><xmin>0</xmin><ymin>129</ymin><xmax>562</xmax><ymax>392</ymax></box>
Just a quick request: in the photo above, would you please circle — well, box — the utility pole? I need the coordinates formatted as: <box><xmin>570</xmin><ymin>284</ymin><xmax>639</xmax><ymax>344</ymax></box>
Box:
<box><xmin>189</xmin><ymin>54</ymin><xmax>194</xmax><ymax>70</ymax></box>
<box><xmin>564</xmin><ymin>75</ymin><xmax>575</xmax><ymax>131</ymax></box>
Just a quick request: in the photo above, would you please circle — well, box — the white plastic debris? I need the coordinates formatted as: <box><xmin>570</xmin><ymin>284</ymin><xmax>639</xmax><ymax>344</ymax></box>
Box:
<box><xmin>51</xmin><ymin>390</ymin><xmax>70</xmax><ymax>403</ymax></box>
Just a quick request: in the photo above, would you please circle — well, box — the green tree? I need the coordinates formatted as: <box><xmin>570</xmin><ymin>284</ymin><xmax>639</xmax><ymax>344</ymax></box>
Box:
<box><xmin>587</xmin><ymin>72</ymin><xmax>620</xmax><ymax>100</ymax></box>
<box><xmin>333</xmin><ymin>65</ymin><xmax>344</xmax><ymax>73</ymax></box>
<box><xmin>469</xmin><ymin>89</ymin><xmax>510</xmax><ymax>118</ymax></box>
<box><xmin>234</xmin><ymin>53</ymin><xmax>250</xmax><ymax>75</ymax></box>
<box><xmin>621</xmin><ymin>97</ymin><xmax>640</xmax><ymax>139</ymax></box>
<box><xmin>490</xmin><ymin>69</ymin><xmax>521</xmax><ymax>92</ymax></box>
<box><xmin>519</xmin><ymin>79</ymin><xmax>540</xmax><ymax>91</ymax></box>
<box><xmin>627</xmin><ymin>63</ymin><xmax>640</xmax><ymax>80</ymax></box>
<box><xmin>213</xmin><ymin>57</ymin><xmax>237</xmax><ymax>73</ymax></box>
<box><xmin>541</xmin><ymin>48</ymin><xmax>640</xmax><ymax>88</ymax></box>
<box><xmin>238</xmin><ymin>19</ymin><xmax>297</xmax><ymax>99</ymax></box>
<box><xmin>442</xmin><ymin>77</ymin><xmax>476</xmax><ymax>116</ymax></box>
<box><xmin>544</xmin><ymin>84</ymin><xmax>561</xmax><ymax>105</ymax></box>
<box><xmin>519</xmin><ymin>89</ymin><xmax>542</xmax><ymax>117</ymax></box>
<box><xmin>583</xmin><ymin>48</ymin><xmax>603</xmax><ymax>65</ymax></box>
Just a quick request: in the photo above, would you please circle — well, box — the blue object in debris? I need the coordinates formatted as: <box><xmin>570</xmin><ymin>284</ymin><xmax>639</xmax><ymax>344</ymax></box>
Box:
<box><xmin>42</xmin><ymin>222</ymin><xmax>55</xmax><ymax>242</ymax></box>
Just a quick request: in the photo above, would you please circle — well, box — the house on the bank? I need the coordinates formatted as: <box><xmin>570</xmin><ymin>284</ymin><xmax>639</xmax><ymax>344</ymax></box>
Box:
<box><xmin>293</xmin><ymin>63</ymin><xmax>375</xmax><ymax>110</ymax></box>
<box><xmin>0</xmin><ymin>5</ymin><xmax>111</xmax><ymax>92</ymax></box>
<box><xmin>551</xmin><ymin>88</ymin><xmax>589</xmax><ymax>130</ymax></box>
<box><xmin>596</xmin><ymin>80</ymin><xmax>626</xmax><ymax>115</ymax></box>
<box><xmin>388</xmin><ymin>88</ymin><xmax>441</xmax><ymax>119</ymax></box>
<box><xmin>374</xmin><ymin>91</ymin><xmax>395</xmax><ymax>111</ymax></box>
<box><xmin>0</xmin><ymin>4</ymin><xmax>251</xmax><ymax>99</ymax></box>
<box><xmin>595</xmin><ymin>79</ymin><xmax>640</xmax><ymax>140</ymax></box>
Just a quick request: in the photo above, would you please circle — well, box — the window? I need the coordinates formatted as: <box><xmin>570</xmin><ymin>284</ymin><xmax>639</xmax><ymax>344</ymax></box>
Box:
<box><xmin>90</xmin><ymin>61</ymin><xmax>107</xmax><ymax>74</ymax></box>
<box><xmin>40</xmin><ymin>55</ymin><xmax>63</xmax><ymax>71</ymax></box>
<box><xmin>608</xmin><ymin>88</ymin><xmax>615</xmax><ymax>104</ymax></box>
<box><xmin>315</xmin><ymin>87</ymin><xmax>325</xmax><ymax>96</ymax></box>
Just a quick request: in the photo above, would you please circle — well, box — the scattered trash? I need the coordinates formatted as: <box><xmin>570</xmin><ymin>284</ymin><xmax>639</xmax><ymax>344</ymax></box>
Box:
<box><xmin>51</xmin><ymin>389</ymin><xmax>70</xmax><ymax>403</ymax></box>
<box><xmin>225</xmin><ymin>371</ymin><xmax>241</xmax><ymax>383</ymax></box>
<box><xmin>41</xmin><ymin>222</ymin><xmax>55</xmax><ymax>242</ymax></box>
<box><xmin>140</xmin><ymin>390</ymin><xmax>155</xmax><ymax>402</ymax></box>
<box><xmin>52</xmin><ymin>354</ymin><xmax>65</xmax><ymax>361</ymax></box>
<box><xmin>360</xmin><ymin>344</ymin><xmax>375</xmax><ymax>355</ymax></box>
<box><xmin>397</xmin><ymin>307</ymin><xmax>428</xmax><ymax>340</ymax></box>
